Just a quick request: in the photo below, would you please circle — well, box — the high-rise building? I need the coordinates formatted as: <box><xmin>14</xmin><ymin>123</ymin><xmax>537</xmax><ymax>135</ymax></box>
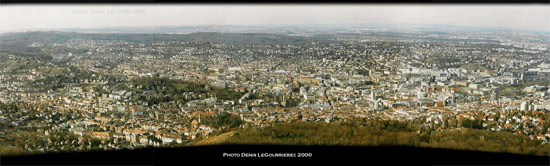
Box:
<box><xmin>520</xmin><ymin>101</ymin><xmax>530</xmax><ymax>111</ymax></box>
<box><xmin>490</xmin><ymin>92</ymin><xmax>497</xmax><ymax>101</ymax></box>
<box><xmin>520</xmin><ymin>73</ymin><xmax>525</xmax><ymax>81</ymax></box>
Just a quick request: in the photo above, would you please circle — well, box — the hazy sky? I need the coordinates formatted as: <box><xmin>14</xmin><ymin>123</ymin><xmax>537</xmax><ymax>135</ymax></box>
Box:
<box><xmin>1</xmin><ymin>5</ymin><xmax>549</xmax><ymax>33</ymax></box>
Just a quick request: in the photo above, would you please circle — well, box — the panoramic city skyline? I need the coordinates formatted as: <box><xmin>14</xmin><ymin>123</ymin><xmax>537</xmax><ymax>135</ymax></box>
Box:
<box><xmin>1</xmin><ymin>4</ymin><xmax>550</xmax><ymax>165</ymax></box>
<box><xmin>1</xmin><ymin>5</ymin><xmax>549</xmax><ymax>33</ymax></box>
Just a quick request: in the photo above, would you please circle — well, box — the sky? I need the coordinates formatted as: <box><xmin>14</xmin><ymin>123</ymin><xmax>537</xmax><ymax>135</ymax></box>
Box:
<box><xmin>1</xmin><ymin>5</ymin><xmax>549</xmax><ymax>33</ymax></box>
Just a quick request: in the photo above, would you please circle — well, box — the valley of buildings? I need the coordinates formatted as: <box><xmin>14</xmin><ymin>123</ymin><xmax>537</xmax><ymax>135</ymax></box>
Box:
<box><xmin>1</xmin><ymin>30</ymin><xmax>549</xmax><ymax>152</ymax></box>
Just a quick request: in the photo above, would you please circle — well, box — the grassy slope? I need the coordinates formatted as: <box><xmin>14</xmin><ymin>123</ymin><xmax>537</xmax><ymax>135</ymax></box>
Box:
<box><xmin>209</xmin><ymin>122</ymin><xmax>550</xmax><ymax>156</ymax></box>
<box><xmin>193</xmin><ymin>131</ymin><xmax>238</xmax><ymax>146</ymax></box>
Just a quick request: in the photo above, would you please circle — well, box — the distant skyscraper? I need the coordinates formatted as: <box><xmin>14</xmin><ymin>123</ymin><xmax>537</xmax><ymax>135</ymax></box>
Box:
<box><xmin>520</xmin><ymin>101</ymin><xmax>530</xmax><ymax>111</ymax></box>
<box><xmin>520</xmin><ymin>73</ymin><xmax>525</xmax><ymax>81</ymax></box>
<box><xmin>490</xmin><ymin>92</ymin><xmax>497</xmax><ymax>101</ymax></box>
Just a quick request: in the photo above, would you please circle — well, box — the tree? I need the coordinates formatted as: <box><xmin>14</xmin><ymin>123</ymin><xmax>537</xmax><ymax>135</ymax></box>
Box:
<box><xmin>90</xmin><ymin>139</ymin><xmax>101</xmax><ymax>149</ymax></box>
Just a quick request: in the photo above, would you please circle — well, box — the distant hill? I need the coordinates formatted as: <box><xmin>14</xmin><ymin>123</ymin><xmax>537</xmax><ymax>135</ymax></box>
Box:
<box><xmin>0</xmin><ymin>48</ymin><xmax>53</xmax><ymax>62</ymax></box>
<box><xmin>0</xmin><ymin>31</ymin><xmax>333</xmax><ymax>45</ymax></box>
